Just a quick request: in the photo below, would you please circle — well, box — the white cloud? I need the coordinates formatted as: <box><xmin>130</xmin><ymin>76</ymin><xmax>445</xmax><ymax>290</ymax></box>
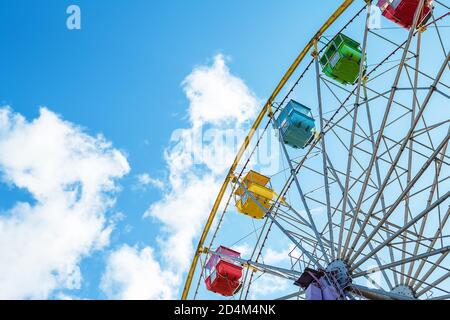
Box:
<box><xmin>100</xmin><ymin>245</ymin><xmax>178</xmax><ymax>300</ymax></box>
<box><xmin>147</xmin><ymin>175</ymin><xmax>220</xmax><ymax>270</ymax></box>
<box><xmin>250</xmin><ymin>275</ymin><xmax>290</xmax><ymax>299</ymax></box>
<box><xmin>249</xmin><ymin>245</ymin><xmax>300</xmax><ymax>299</ymax></box>
<box><xmin>145</xmin><ymin>54</ymin><xmax>259</xmax><ymax>269</ymax></box>
<box><xmin>0</xmin><ymin>107</ymin><xmax>129</xmax><ymax>299</ymax></box>
<box><xmin>55</xmin><ymin>293</ymin><xmax>84</xmax><ymax>300</ymax></box>
<box><xmin>232</xmin><ymin>243</ymin><xmax>253</xmax><ymax>257</ymax></box>
<box><xmin>102</xmin><ymin>54</ymin><xmax>260</xmax><ymax>299</ymax></box>
<box><xmin>183</xmin><ymin>54</ymin><xmax>258</xmax><ymax>128</ymax></box>
<box><xmin>264</xmin><ymin>245</ymin><xmax>295</xmax><ymax>265</ymax></box>
<box><xmin>136</xmin><ymin>173</ymin><xmax>164</xmax><ymax>190</ymax></box>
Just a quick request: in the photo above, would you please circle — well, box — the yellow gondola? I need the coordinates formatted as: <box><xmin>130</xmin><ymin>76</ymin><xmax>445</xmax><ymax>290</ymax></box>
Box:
<box><xmin>234</xmin><ymin>171</ymin><xmax>278</xmax><ymax>219</ymax></box>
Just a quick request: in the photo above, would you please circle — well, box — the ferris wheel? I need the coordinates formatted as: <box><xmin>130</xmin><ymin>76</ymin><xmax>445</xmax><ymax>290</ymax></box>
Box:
<box><xmin>182</xmin><ymin>0</ymin><xmax>450</xmax><ymax>300</ymax></box>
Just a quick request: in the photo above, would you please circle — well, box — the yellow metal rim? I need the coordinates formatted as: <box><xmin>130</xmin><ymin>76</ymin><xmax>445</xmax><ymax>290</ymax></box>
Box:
<box><xmin>181</xmin><ymin>0</ymin><xmax>356</xmax><ymax>300</ymax></box>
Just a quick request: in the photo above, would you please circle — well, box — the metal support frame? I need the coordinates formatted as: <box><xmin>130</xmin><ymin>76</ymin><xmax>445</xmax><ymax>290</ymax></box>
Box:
<box><xmin>348</xmin><ymin>56</ymin><xmax>450</xmax><ymax>264</ymax></box>
<box><xmin>345</xmin><ymin>0</ymin><xmax>428</xmax><ymax>261</ymax></box>
<box><xmin>183</xmin><ymin>0</ymin><xmax>450</xmax><ymax>300</ymax></box>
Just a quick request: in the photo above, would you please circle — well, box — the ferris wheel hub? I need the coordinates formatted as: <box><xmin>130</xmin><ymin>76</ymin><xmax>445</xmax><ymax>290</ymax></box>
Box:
<box><xmin>325</xmin><ymin>260</ymin><xmax>352</xmax><ymax>289</ymax></box>
<box><xmin>391</xmin><ymin>285</ymin><xmax>416</xmax><ymax>299</ymax></box>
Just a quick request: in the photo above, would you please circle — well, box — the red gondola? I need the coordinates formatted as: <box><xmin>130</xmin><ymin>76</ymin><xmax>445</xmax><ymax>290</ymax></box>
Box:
<box><xmin>377</xmin><ymin>0</ymin><xmax>433</xmax><ymax>29</ymax></box>
<box><xmin>205</xmin><ymin>246</ymin><xmax>243</xmax><ymax>297</ymax></box>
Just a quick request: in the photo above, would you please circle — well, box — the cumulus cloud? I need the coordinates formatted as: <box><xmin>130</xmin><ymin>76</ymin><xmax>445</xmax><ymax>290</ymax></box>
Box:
<box><xmin>183</xmin><ymin>54</ymin><xmax>258</xmax><ymax>127</ymax></box>
<box><xmin>0</xmin><ymin>107</ymin><xmax>129</xmax><ymax>299</ymax></box>
<box><xmin>145</xmin><ymin>54</ymin><xmax>259</xmax><ymax>269</ymax></box>
<box><xmin>232</xmin><ymin>243</ymin><xmax>253</xmax><ymax>257</ymax></box>
<box><xmin>136</xmin><ymin>173</ymin><xmax>164</xmax><ymax>190</ymax></box>
<box><xmin>102</xmin><ymin>54</ymin><xmax>260</xmax><ymax>299</ymax></box>
<box><xmin>100</xmin><ymin>245</ymin><xmax>178</xmax><ymax>300</ymax></box>
<box><xmin>250</xmin><ymin>275</ymin><xmax>290</xmax><ymax>299</ymax></box>
<box><xmin>263</xmin><ymin>245</ymin><xmax>296</xmax><ymax>265</ymax></box>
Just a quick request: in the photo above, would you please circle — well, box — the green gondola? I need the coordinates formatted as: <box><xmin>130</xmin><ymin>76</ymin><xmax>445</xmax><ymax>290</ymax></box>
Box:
<box><xmin>320</xmin><ymin>33</ymin><xmax>365</xmax><ymax>85</ymax></box>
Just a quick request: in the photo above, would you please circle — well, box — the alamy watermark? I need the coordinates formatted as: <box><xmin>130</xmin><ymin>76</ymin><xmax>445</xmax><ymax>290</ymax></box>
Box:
<box><xmin>368</xmin><ymin>5</ymin><xmax>383</xmax><ymax>30</ymax></box>
<box><xmin>62</xmin><ymin>4</ymin><xmax>384</xmax><ymax>33</ymax></box>
<box><xmin>169</xmin><ymin>126</ymin><xmax>282</xmax><ymax>175</ymax></box>
<box><xmin>66</xmin><ymin>5</ymin><xmax>81</xmax><ymax>30</ymax></box>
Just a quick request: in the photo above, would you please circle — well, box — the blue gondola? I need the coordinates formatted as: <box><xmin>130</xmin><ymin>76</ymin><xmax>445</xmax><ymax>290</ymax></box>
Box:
<box><xmin>276</xmin><ymin>100</ymin><xmax>315</xmax><ymax>149</ymax></box>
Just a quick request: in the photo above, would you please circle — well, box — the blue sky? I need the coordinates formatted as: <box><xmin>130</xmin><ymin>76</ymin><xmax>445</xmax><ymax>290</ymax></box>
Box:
<box><xmin>0</xmin><ymin>0</ymin><xmax>350</xmax><ymax>299</ymax></box>
<box><xmin>0</xmin><ymin>0</ymin><xmax>448</xmax><ymax>300</ymax></box>
<box><xmin>0</xmin><ymin>0</ymin><xmax>339</xmax><ymax>215</ymax></box>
